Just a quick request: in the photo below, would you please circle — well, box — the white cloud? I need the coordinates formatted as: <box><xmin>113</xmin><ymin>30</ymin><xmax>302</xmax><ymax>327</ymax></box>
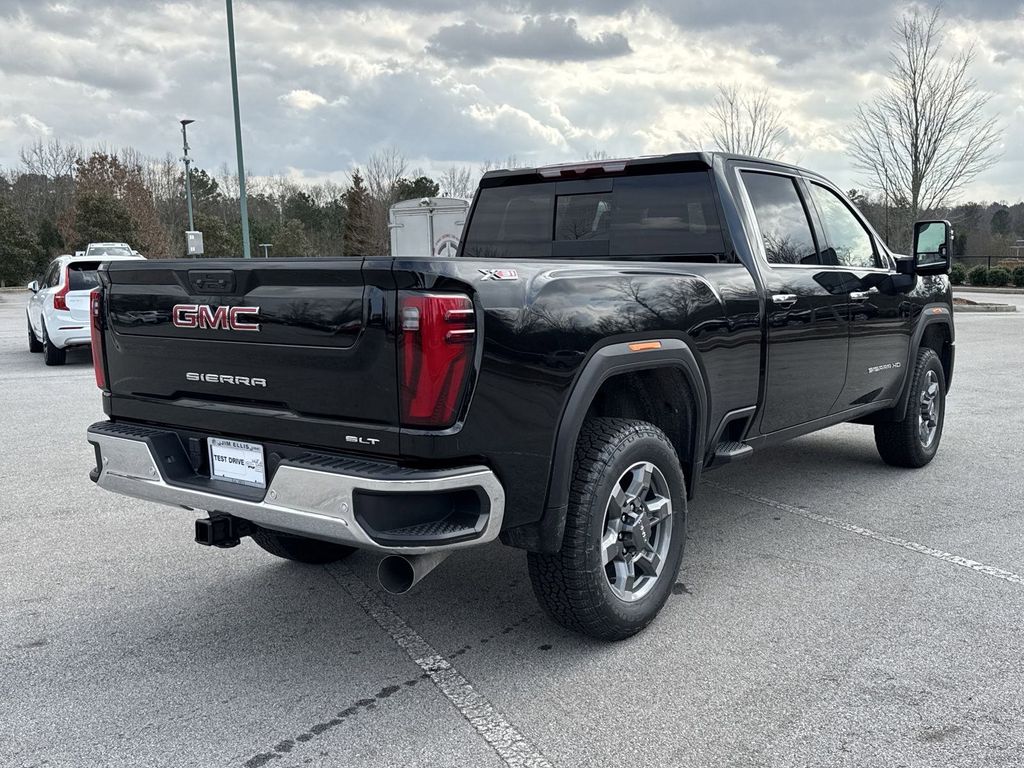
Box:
<box><xmin>19</xmin><ymin>113</ymin><xmax>52</xmax><ymax>135</ymax></box>
<box><xmin>0</xmin><ymin>1</ymin><xmax>1020</xmax><ymax>203</ymax></box>
<box><xmin>465</xmin><ymin>103</ymin><xmax>569</xmax><ymax>150</ymax></box>
<box><xmin>280</xmin><ymin>89</ymin><xmax>328</xmax><ymax>110</ymax></box>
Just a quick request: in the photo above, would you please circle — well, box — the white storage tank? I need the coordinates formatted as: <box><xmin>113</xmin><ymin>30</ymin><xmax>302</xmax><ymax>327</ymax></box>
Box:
<box><xmin>389</xmin><ymin>197</ymin><xmax>470</xmax><ymax>258</ymax></box>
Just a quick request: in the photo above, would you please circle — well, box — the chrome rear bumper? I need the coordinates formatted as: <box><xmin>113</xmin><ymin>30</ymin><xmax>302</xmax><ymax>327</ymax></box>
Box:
<box><xmin>87</xmin><ymin>423</ymin><xmax>505</xmax><ymax>555</ymax></box>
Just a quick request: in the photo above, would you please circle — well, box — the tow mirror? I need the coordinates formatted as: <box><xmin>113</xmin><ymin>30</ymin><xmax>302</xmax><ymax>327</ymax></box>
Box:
<box><xmin>27</xmin><ymin>280</ymin><xmax>39</xmax><ymax>293</ymax></box>
<box><xmin>912</xmin><ymin>220</ymin><xmax>952</xmax><ymax>276</ymax></box>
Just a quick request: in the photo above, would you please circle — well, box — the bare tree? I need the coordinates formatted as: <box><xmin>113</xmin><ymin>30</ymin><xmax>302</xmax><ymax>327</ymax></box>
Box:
<box><xmin>849</xmin><ymin>6</ymin><xmax>1001</xmax><ymax>220</ymax></box>
<box><xmin>479</xmin><ymin>155</ymin><xmax>524</xmax><ymax>175</ymax></box>
<box><xmin>364</xmin><ymin>146</ymin><xmax>408</xmax><ymax>202</ymax></box>
<box><xmin>362</xmin><ymin>147</ymin><xmax>409</xmax><ymax>254</ymax></box>
<box><xmin>437</xmin><ymin>166</ymin><xmax>475</xmax><ymax>199</ymax></box>
<box><xmin>694</xmin><ymin>84</ymin><xmax>787</xmax><ymax>159</ymax></box>
<box><xmin>19</xmin><ymin>137</ymin><xmax>80</xmax><ymax>179</ymax></box>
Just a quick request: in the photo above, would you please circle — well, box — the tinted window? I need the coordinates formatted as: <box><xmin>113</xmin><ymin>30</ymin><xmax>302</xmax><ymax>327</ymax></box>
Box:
<box><xmin>742</xmin><ymin>172</ymin><xmax>818</xmax><ymax>265</ymax></box>
<box><xmin>555</xmin><ymin>193</ymin><xmax>611</xmax><ymax>241</ymax></box>
<box><xmin>462</xmin><ymin>172</ymin><xmax>725</xmax><ymax>260</ymax></box>
<box><xmin>44</xmin><ymin>262</ymin><xmax>60</xmax><ymax>288</ymax></box>
<box><xmin>462</xmin><ymin>186</ymin><xmax>554</xmax><ymax>259</ymax></box>
<box><xmin>68</xmin><ymin>262</ymin><xmax>102</xmax><ymax>291</ymax></box>
<box><xmin>611</xmin><ymin>174</ymin><xmax>723</xmax><ymax>256</ymax></box>
<box><xmin>808</xmin><ymin>183</ymin><xmax>879</xmax><ymax>268</ymax></box>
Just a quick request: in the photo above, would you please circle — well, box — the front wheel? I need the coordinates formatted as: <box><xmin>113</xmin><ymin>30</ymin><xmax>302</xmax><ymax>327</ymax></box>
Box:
<box><xmin>527</xmin><ymin>417</ymin><xmax>687</xmax><ymax>641</ymax></box>
<box><xmin>874</xmin><ymin>347</ymin><xmax>946</xmax><ymax>468</ymax></box>
<box><xmin>251</xmin><ymin>530</ymin><xmax>357</xmax><ymax>564</ymax></box>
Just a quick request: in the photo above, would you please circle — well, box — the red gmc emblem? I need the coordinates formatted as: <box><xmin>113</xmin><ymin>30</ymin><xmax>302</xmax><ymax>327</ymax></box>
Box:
<box><xmin>172</xmin><ymin>304</ymin><xmax>261</xmax><ymax>332</ymax></box>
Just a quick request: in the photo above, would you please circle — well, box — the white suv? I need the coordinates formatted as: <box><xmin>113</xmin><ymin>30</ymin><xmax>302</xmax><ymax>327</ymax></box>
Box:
<box><xmin>26</xmin><ymin>253</ymin><xmax>144</xmax><ymax>365</ymax></box>
<box><xmin>85</xmin><ymin>242</ymin><xmax>138</xmax><ymax>258</ymax></box>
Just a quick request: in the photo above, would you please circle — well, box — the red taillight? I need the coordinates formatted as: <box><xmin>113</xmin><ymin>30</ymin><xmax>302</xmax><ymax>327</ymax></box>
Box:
<box><xmin>53</xmin><ymin>266</ymin><xmax>70</xmax><ymax>311</ymax></box>
<box><xmin>90</xmin><ymin>289</ymin><xmax>106</xmax><ymax>389</ymax></box>
<box><xmin>399</xmin><ymin>293</ymin><xmax>476</xmax><ymax>427</ymax></box>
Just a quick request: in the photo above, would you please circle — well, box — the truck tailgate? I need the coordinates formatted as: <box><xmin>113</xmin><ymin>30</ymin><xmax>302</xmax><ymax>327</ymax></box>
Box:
<box><xmin>102</xmin><ymin>259</ymin><xmax>398</xmax><ymax>450</ymax></box>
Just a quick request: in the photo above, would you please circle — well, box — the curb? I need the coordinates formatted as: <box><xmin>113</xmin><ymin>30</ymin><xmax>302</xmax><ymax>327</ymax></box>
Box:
<box><xmin>954</xmin><ymin>304</ymin><xmax>1017</xmax><ymax>313</ymax></box>
<box><xmin>954</xmin><ymin>285</ymin><xmax>1024</xmax><ymax>295</ymax></box>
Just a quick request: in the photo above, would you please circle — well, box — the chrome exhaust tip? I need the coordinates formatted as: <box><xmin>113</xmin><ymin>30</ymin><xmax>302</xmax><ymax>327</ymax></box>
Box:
<box><xmin>377</xmin><ymin>551</ymin><xmax>451</xmax><ymax>595</ymax></box>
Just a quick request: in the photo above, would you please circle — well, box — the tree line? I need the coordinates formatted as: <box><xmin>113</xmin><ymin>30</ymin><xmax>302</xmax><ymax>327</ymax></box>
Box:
<box><xmin>0</xmin><ymin>141</ymin><xmax>480</xmax><ymax>284</ymax></box>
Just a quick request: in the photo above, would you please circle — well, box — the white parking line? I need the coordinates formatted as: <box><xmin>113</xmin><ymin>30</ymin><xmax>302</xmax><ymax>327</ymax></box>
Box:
<box><xmin>327</xmin><ymin>564</ymin><xmax>554</xmax><ymax>768</ymax></box>
<box><xmin>706</xmin><ymin>481</ymin><xmax>1024</xmax><ymax>587</ymax></box>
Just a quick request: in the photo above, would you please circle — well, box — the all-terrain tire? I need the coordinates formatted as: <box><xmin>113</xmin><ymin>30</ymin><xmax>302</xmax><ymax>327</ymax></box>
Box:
<box><xmin>42</xmin><ymin>323</ymin><xmax>66</xmax><ymax>366</ymax></box>
<box><xmin>251</xmin><ymin>530</ymin><xmax>357</xmax><ymax>564</ymax></box>
<box><xmin>527</xmin><ymin>417</ymin><xmax>687</xmax><ymax>641</ymax></box>
<box><xmin>874</xmin><ymin>347</ymin><xmax>946</xmax><ymax>468</ymax></box>
<box><xmin>28</xmin><ymin>318</ymin><xmax>43</xmax><ymax>353</ymax></box>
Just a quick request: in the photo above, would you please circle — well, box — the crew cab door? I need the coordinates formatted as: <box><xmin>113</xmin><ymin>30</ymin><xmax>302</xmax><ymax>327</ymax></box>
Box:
<box><xmin>738</xmin><ymin>170</ymin><xmax>850</xmax><ymax>435</ymax></box>
<box><xmin>803</xmin><ymin>181</ymin><xmax>912</xmax><ymax>409</ymax></box>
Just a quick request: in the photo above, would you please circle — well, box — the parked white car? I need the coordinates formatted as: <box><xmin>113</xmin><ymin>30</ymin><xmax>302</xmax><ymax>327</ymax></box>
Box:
<box><xmin>85</xmin><ymin>242</ymin><xmax>137</xmax><ymax>258</ymax></box>
<box><xmin>26</xmin><ymin>253</ymin><xmax>144</xmax><ymax>365</ymax></box>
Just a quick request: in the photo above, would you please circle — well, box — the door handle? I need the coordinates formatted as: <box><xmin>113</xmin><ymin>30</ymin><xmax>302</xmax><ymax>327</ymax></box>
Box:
<box><xmin>771</xmin><ymin>293</ymin><xmax>798</xmax><ymax>308</ymax></box>
<box><xmin>849</xmin><ymin>290</ymin><xmax>872</xmax><ymax>302</ymax></box>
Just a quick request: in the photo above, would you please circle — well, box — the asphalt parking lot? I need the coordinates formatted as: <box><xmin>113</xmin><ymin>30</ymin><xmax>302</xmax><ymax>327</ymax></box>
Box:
<box><xmin>2</xmin><ymin>290</ymin><xmax>1022</xmax><ymax>768</ymax></box>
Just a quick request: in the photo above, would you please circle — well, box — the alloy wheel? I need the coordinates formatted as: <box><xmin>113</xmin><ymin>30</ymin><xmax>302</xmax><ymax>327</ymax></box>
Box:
<box><xmin>918</xmin><ymin>369</ymin><xmax>940</xmax><ymax>448</ymax></box>
<box><xmin>601</xmin><ymin>461</ymin><xmax>673</xmax><ymax>602</ymax></box>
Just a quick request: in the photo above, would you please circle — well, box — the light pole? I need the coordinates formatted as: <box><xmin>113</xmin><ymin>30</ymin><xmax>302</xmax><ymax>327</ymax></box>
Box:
<box><xmin>258</xmin><ymin>243</ymin><xmax>272</xmax><ymax>258</ymax></box>
<box><xmin>225</xmin><ymin>0</ymin><xmax>252</xmax><ymax>258</ymax></box>
<box><xmin>179</xmin><ymin>119</ymin><xmax>195</xmax><ymax>232</ymax></box>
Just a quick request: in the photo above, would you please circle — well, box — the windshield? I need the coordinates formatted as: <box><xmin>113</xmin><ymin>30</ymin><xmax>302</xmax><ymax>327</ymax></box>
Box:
<box><xmin>88</xmin><ymin>246</ymin><xmax>133</xmax><ymax>257</ymax></box>
<box><xmin>461</xmin><ymin>171</ymin><xmax>725</xmax><ymax>261</ymax></box>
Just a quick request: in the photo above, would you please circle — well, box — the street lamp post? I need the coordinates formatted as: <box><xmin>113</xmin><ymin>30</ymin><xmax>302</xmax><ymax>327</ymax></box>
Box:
<box><xmin>179</xmin><ymin>119</ymin><xmax>195</xmax><ymax>232</ymax></box>
<box><xmin>258</xmin><ymin>243</ymin><xmax>272</xmax><ymax>258</ymax></box>
<box><xmin>225</xmin><ymin>0</ymin><xmax>252</xmax><ymax>259</ymax></box>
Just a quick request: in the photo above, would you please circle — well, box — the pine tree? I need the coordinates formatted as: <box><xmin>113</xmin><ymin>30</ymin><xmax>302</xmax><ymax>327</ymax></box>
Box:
<box><xmin>342</xmin><ymin>170</ymin><xmax>371</xmax><ymax>257</ymax></box>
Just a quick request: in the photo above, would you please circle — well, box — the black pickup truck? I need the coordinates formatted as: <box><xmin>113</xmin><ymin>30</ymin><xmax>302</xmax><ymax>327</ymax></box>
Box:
<box><xmin>87</xmin><ymin>152</ymin><xmax>955</xmax><ymax>639</ymax></box>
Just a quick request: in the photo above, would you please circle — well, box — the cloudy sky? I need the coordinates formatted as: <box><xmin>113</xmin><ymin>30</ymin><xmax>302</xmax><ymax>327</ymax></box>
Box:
<box><xmin>1</xmin><ymin>1</ymin><xmax>1022</xmax><ymax>201</ymax></box>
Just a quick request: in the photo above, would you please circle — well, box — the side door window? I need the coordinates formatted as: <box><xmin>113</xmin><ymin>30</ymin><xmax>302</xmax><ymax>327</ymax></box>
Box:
<box><xmin>40</xmin><ymin>262</ymin><xmax>58</xmax><ymax>291</ymax></box>
<box><xmin>740</xmin><ymin>172</ymin><xmax>819</xmax><ymax>266</ymax></box>
<box><xmin>807</xmin><ymin>183</ymin><xmax>880</xmax><ymax>268</ymax></box>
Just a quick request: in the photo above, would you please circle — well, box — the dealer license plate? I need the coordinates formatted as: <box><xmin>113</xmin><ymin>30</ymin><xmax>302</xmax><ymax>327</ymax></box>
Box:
<box><xmin>208</xmin><ymin>437</ymin><xmax>266</xmax><ymax>488</ymax></box>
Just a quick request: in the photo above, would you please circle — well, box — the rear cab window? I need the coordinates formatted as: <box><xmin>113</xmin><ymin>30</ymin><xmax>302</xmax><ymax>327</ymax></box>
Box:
<box><xmin>461</xmin><ymin>170</ymin><xmax>726</xmax><ymax>261</ymax></box>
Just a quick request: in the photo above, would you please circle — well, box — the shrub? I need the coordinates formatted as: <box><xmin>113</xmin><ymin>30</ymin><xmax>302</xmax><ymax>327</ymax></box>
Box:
<box><xmin>987</xmin><ymin>267</ymin><xmax>1011</xmax><ymax>287</ymax></box>
<box><xmin>1013</xmin><ymin>266</ymin><xmax>1024</xmax><ymax>288</ymax></box>
<box><xmin>949</xmin><ymin>263</ymin><xmax>967</xmax><ymax>285</ymax></box>
<box><xmin>967</xmin><ymin>265</ymin><xmax>988</xmax><ymax>286</ymax></box>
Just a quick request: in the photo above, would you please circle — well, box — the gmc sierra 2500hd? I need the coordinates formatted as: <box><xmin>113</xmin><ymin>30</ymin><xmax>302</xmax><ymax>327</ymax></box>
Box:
<box><xmin>87</xmin><ymin>152</ymin><xmax>955</xmax><ymax>640</ymax></box>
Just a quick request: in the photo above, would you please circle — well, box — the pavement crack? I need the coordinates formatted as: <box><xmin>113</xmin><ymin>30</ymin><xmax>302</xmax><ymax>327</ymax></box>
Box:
<box><xmin>240</xmin><ymin>674</ymin><xmax>429</xmax><ymax>768</ymax></box>
<box><xmin>448</xmin><ymin>610</ymin><xmax>541</xmax><ymax>658</ymax></box>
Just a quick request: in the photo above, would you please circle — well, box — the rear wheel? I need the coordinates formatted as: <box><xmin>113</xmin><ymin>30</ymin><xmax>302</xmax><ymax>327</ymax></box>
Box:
<box><xmin>28</xmin><ymin>318</ymin><xmax>43</xmax><ymax>353</ymax></box>
<box><xmin>42</xmin><ymin>323</ymin><xmax>66</xmax><ymax>366</ymax></box>
<box><xmin>874</xmin><ymin>347</ymin><xmax>946</xmax><ymax>468</ymax></box>
<box><xmin>251</xmin><ymin>529</ymin><xmax>357</xmax><ymax>564</ymax></box>
<box><xmin>527</xmin><ymin>417</ymin><xmax>686</xmax><ymax>640</ymax></box>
